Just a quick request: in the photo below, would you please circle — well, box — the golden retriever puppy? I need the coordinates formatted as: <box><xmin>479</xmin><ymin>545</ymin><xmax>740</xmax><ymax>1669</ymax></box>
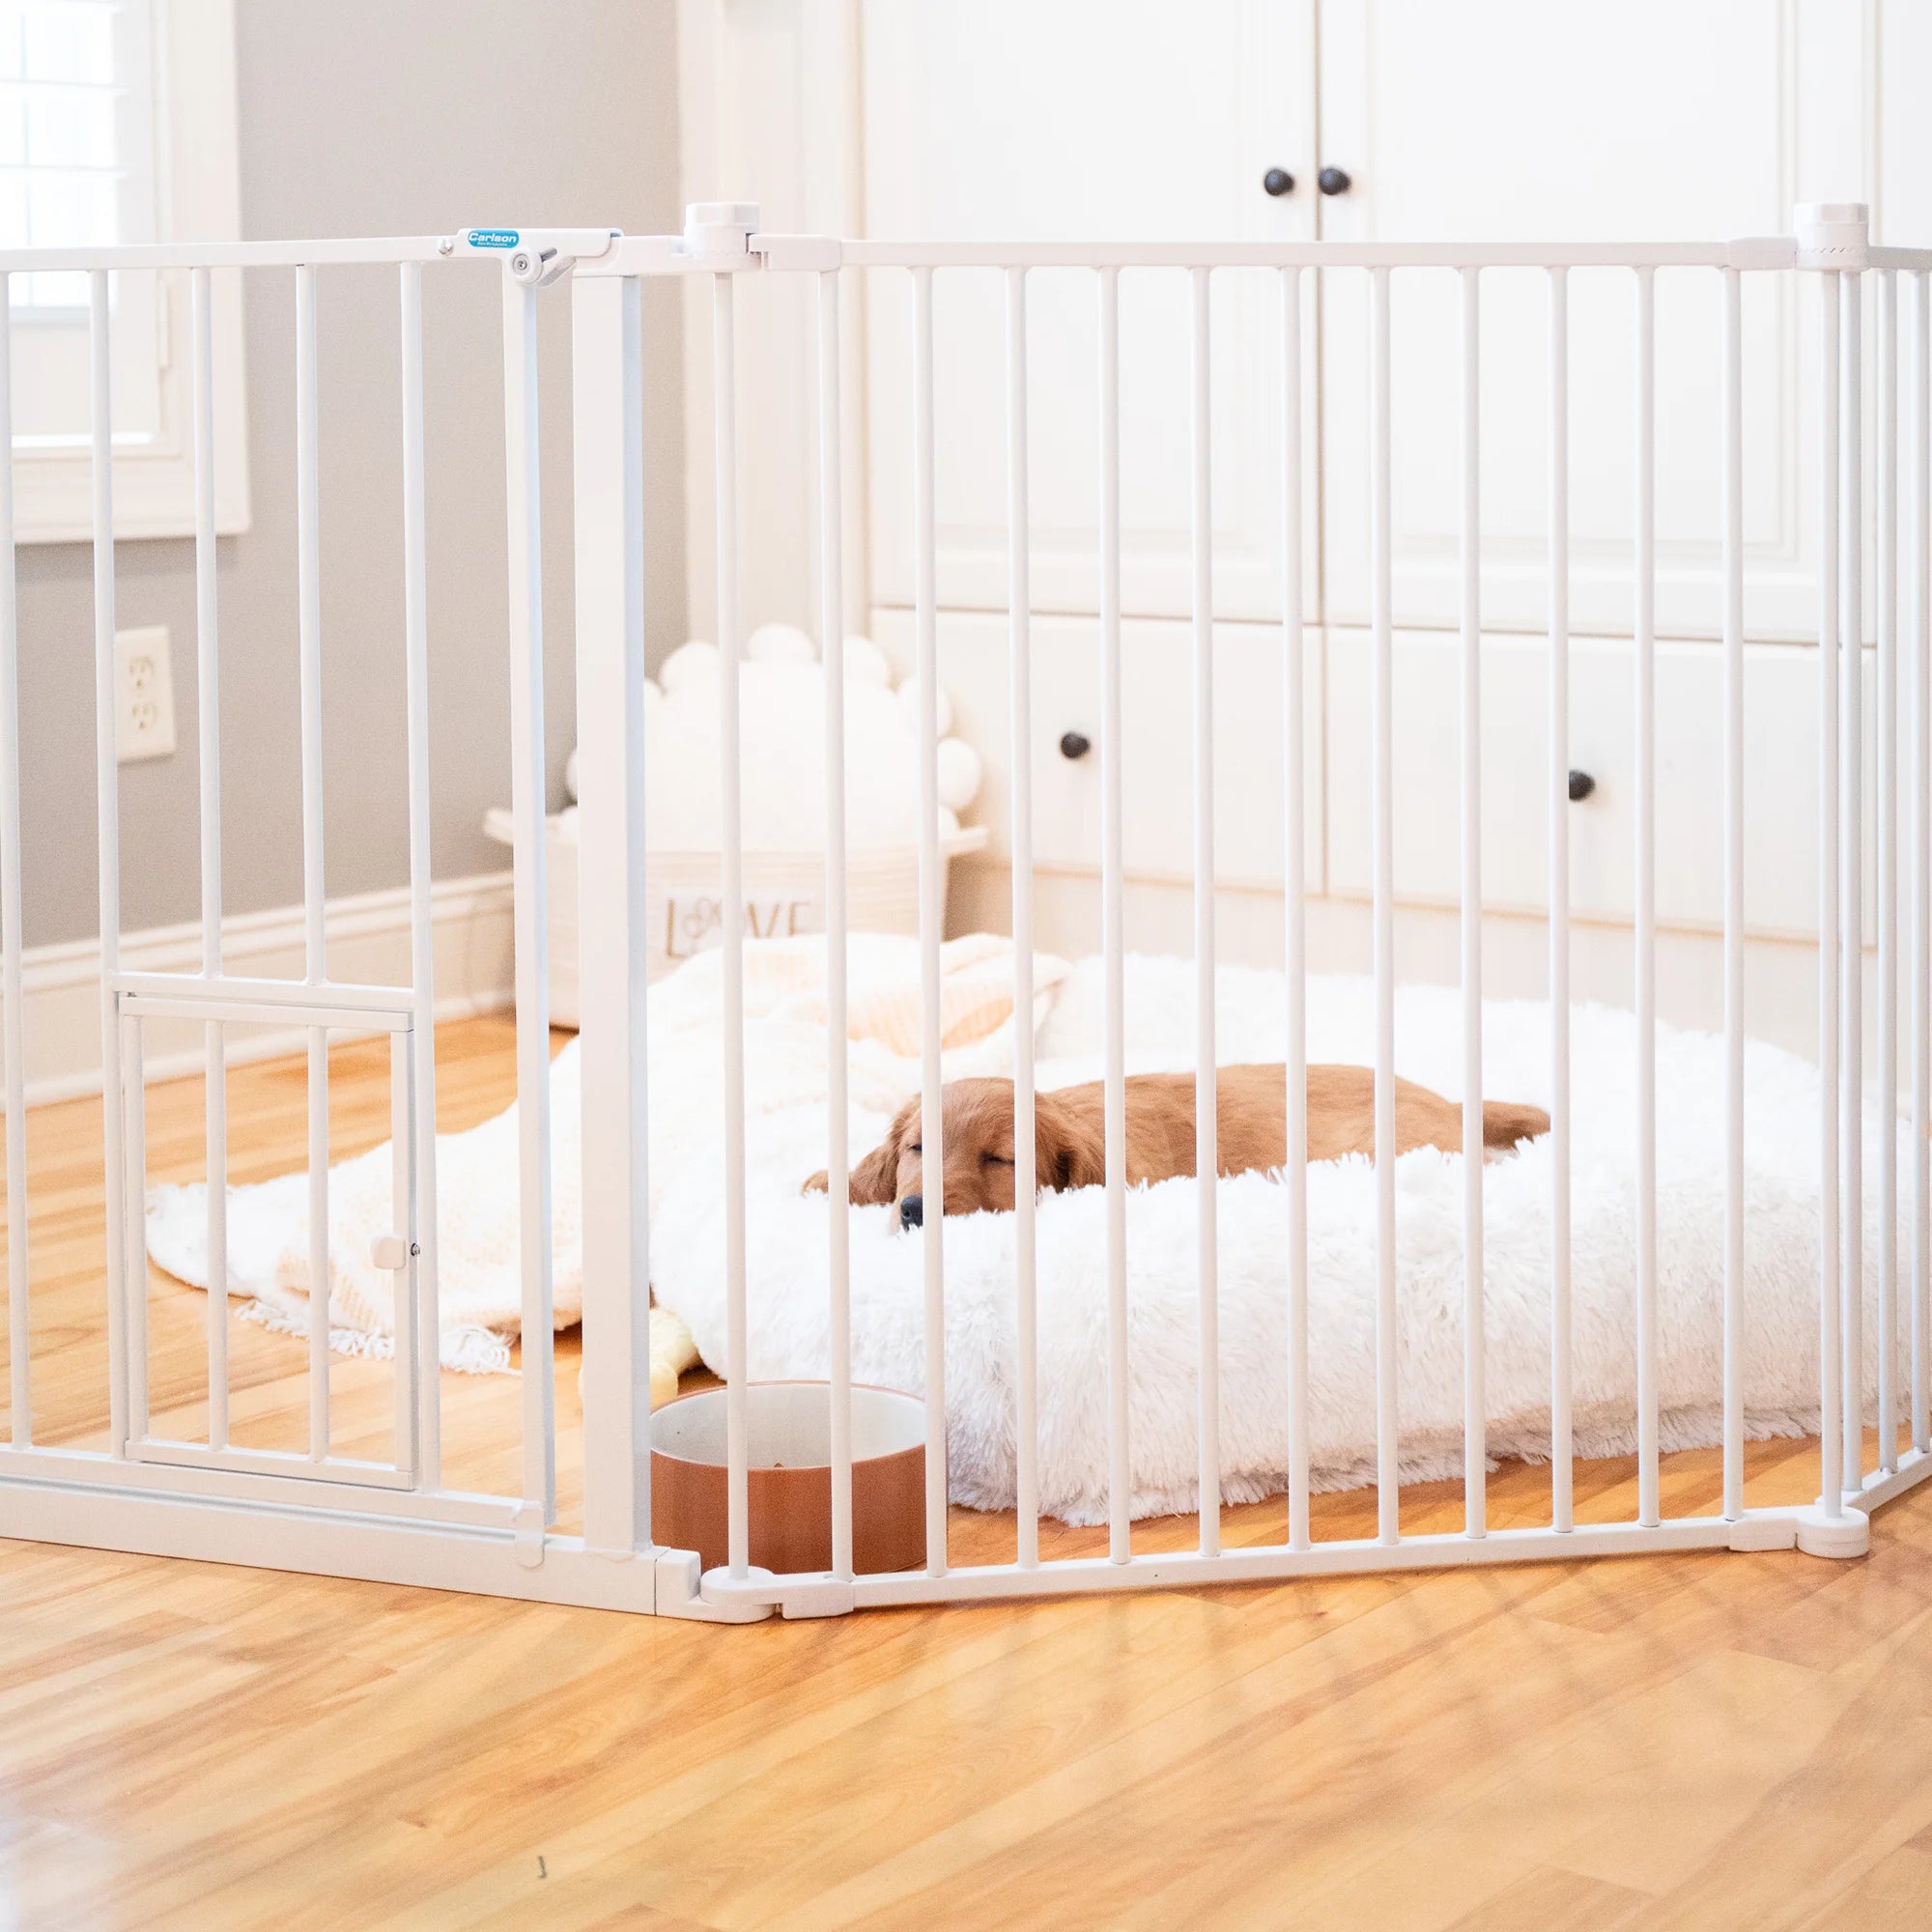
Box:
<box><xmin>805</xmin><ymin>1065</ymin><xmax>1549</xmax><ymax>1227</ymax></box>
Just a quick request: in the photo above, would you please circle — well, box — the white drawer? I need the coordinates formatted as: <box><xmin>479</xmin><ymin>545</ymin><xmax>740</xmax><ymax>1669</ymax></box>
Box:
<box><xmin>1325</xmin><ymin>627</ymin><xmax>1873</xmax><ymax>940</ymax></box>
<box><xmin>872</xmin><ymin>608</ymin><xmax>1324</xmax><ymax>893</ymax></box>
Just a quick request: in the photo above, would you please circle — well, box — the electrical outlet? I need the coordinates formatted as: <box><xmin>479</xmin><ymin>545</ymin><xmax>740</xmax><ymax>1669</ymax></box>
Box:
<box><xmin>115</xmin><ymin>626</ymin><xmax>176</xmax><ymax>763</ymax></box>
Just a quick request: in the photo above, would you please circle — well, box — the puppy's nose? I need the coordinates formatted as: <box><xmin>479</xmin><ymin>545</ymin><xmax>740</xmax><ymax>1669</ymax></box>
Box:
<box><xmin>899</xmin><ymin>1193</ymin><xmax>923</xmax><ymax>1230</ymax></box>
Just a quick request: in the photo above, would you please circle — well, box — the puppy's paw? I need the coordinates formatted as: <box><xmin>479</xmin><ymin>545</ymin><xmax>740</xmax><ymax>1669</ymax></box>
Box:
<box><xmin>802</xmin><ymin>1170</ymin><xmax>829</xmax><ymax>1195</ymax></box>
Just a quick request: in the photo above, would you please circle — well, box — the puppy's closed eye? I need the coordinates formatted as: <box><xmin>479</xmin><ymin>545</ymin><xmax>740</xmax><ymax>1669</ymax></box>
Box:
<box><xmin>980</xmin><ymin>1151</ymin><xmax>1013</xmax><ymax>1167</ymax></box>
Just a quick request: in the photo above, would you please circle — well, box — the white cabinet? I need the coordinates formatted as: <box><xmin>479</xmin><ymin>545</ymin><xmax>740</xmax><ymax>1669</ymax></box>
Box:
<box><xmin>856</xmin><ymin>0</ymin><xmax>1877</xmax><ymax>641</ymax></box>
<box><xmin>861</xmin><ymin>0</ymin><xmax>1319</xmax><ymax>623</ymax></box>
<box><xmin>685</xmin><ymin>1</ymin><xmax>1902</xmax><ymax>953</ymax></box>
<box><xmin>1316</xmin><ymin>0</ymin><xmax>1866</xmax><ymax>645</ymax></box>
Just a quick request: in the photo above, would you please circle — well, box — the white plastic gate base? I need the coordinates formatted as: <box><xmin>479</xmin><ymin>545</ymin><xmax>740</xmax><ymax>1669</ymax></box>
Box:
<box><xmin>3</xmin><ymin>204</ymin><xmax>1932</xmax><ymax>1624</ymax></box>
<box><xmin>0</xmin><ymin>1445</ymin><xmax>1899</xmax><ymax>1628</ymax></box>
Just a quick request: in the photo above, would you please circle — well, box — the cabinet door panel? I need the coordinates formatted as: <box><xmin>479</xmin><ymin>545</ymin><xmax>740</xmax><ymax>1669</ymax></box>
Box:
<box><xmin>1325</xmin><ymin>629</ymin><xmax>1872</xmax><ymax>943</ymax></box>
<box><xmin>1318</xmin><ymin>0</ymin><xmax>1868</xmax><ymax>644</ymax></box>
<box><xmin>862</xmin><ymin>0</ymin><xmax>1318</xmax><ymax>623</ymax></box>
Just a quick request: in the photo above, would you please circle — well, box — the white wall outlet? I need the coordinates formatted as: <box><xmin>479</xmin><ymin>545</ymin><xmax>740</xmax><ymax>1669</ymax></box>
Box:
<box><xmin>114</xmin><ymin>625</ymin><xmax>177</xmax><ymax>763</ymax></box>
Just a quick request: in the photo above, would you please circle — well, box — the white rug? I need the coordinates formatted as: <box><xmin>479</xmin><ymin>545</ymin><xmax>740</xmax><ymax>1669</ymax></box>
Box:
<box><xmin>143</xmin><ymin>934</ymin><xmax>1057</xmax><ymax>1376</ymax></box>
<box><xmin>650</xmin><ymin>954</ymin><xmax>1904</xmax><ymax>1526</ymax></box>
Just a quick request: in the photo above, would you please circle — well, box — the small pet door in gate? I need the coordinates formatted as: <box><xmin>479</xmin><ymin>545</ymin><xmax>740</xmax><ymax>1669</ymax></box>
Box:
<box><xmin>114</xmin><ymin>990</ymin><xmax>423</xmax><ymax>1492</ymax></box>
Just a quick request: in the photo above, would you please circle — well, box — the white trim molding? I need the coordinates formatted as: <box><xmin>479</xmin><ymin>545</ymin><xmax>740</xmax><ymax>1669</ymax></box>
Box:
<box><xmin>3</xmin><ymin>869</ymin><xmax>514</xmax><ymax>1104</ymax></box>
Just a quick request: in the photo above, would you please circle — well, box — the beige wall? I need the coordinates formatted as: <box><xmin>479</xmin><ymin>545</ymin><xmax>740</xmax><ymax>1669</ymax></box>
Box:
<box><xmin>15</xmin><ymin>0</ymin><xmax>684</xmax><ymax>947</ymax></box>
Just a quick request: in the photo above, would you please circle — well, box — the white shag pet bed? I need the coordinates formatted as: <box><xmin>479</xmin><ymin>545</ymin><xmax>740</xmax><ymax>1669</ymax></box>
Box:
<box><xmin>650</xmin><ymin>953</ymin><xmax>1898</xmax><ymax>1526</ymax></box>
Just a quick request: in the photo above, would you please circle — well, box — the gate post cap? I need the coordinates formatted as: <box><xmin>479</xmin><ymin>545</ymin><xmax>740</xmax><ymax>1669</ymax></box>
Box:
<box><xmin>1793</xmin><ymin>203</ymin><xmax>1870</xmax><ymax>269</ymax></box>
<box><xmin>683</xmin><ymin>202</ymin><xmax>760</xmax><ymax>259</ymax></box>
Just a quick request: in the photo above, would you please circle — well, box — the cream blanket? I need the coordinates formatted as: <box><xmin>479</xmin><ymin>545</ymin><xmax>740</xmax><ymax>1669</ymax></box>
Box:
<box><xmin>145</xmin><ymin>934</ymin><xmax>1068</xmax><ymax>1397</ymax></box>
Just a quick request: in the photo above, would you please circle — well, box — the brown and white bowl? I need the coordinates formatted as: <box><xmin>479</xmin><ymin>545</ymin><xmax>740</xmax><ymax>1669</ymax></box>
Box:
<box><xmin>649</xmin><ymin>1380</ymin><xmax>927</xmax><ymax>1577</ymax></box>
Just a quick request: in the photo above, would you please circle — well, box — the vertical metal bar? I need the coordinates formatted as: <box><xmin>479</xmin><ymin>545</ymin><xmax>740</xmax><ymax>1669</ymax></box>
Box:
<box><xmin>190</xmin><ymin>266</ymin><xmax>228</xmax><ymax>1452</ymax></box>
<box><xmin>1819</xmin><ymin>271</ymin><xmax>1845</xmax><ymax>1518</ymax></box>
<box><xmin>389</xmin><ymin>1028</ymin><xmax>412</xmax><ymax>1470</ymax></box>
<box><xmin>1842</xmin><ymin>267</ymin><xmax>1864</xmax><ymax>1493</ymax></box>
<box><xmin>295</xmin><ymin>264</ymin><xmax>330</xmax><ymax>1460</ymax></box>
<box><xmin>1099</xmin><ymin>264</ymin><xmax>1130</xmax><ymax>1564</ymax></box>
<box><xmin>818</xmin><ymin>269</ymin><xmax>854</xmax><ymax>1582</ymax></box>
<box><xmin>715</xmin><ymin>271</ymin><xmax>749</xmax><ymax>1577</ymax></box>
<box><xmin>399</xmin><ymin>260</ymin><xmax>440</xmax><ymax>1491</ymax></box>
<box><xmin>571</xmin><ymin>270</ymin><xmax>651</xmax><ymax>1555</ymax></box>
<box><xmin>502</xmin><ymin>271</ymin><xmax>554</xmax><ymax>1538</ymax></box>
<box><xmin>302</xmin><ymin>1079</ymin><xmax>329</xmax><ymax>1456</ymax></box>
<box><xmin>1634</xmin><ymin>266</ymin><xmax>1661</xmax><ymax>1527</ymax></box>
<box><xmin>1721</xmin><ymin>264</ymin><xmax>1747</xmax><ymax>1519</ymax></box>
<box><xmin>1283</xmin><ymin>265</ymin><xmax>1311</xmax><ymax>1553</ymax></box>
<box><xmin>1008</xmin><ymin>265</ymin><xmax>1040</xmax><ymax>1570</ymax></box>
<box><xmin>1370</xmin><ymin>265</ymin><xmax>1399</xmax><ymax>1548</ymax></box>
<box><xmin>91</xmin><ymin>270</ymin><xmax>128</xmax><ymax>1457</ymax></box>
<box><xmin>122</xmin><ymin>1011</ymin><xmax>146</xmax><ymax>1440</ymax></box>
<box><xmin>1459</xmin><ymin>264</ymin><xmax>1486</xmax><ymax>1540</ymax></box>
<box><xmin>1189</xmin><ymin>266</ymin><xmax>1220</xmax><ymax>1557</ymax></box>
<box><xmin>1547</xmin><ymin>267</ymin><xmax>1574</xmax><ymax>1533</ymax></box>
<box><xmin>1915</xmin><ymin>270</ymin><xmax>1932</xmax><ymax>1459</ymax></box>
<box><xmin>912</xmin><ymin>265</ymin><xmax>948</xmax><ymax>1576</ymax></box>
<box><xmin>1878</xmin><ymin>270</ymin><xmax>1900</xmax><ymax>1474</ymax></box>
<box><xmin>0</xmin><ymin>274</ymin><xmax>27</xmax><ymax>1449</ymax></box>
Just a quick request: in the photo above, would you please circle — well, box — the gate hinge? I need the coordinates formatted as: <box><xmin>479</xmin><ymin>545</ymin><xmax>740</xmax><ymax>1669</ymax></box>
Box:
<box><xmin>651</xmin><ymin>1547</ymin><xmax>775</xmax><ymax>1622</ymax></box>
<box><xmin>692</xmin><ymin>1559</ymin><xmax>856</xmax><ymax>1620</ymax></box>
<box><xmin>573</xmin><ymin>205</ymin><xmax>843</xmax><ymax>278</ymax></box>
<box><xmin>675</xmin><ymin>202</ymin><xmax>842</xmax><ymax>273</ymax></box>
<box><xmin>1792</xmin><ymin>202</ymin><xmax>1870</xmax><ymax>273</ymax></box>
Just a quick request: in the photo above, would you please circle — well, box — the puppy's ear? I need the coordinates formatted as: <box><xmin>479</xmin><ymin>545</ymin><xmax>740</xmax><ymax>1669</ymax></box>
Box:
<box><xmin>846</xmin><ymin>1104</ymin><xmax>910</xmax><ymax>1206</ymax></box>
<box><xmin>1036</xmin><ymin>1092</ymin><xmax>1107</xmax><ymax>1194</ymax></box>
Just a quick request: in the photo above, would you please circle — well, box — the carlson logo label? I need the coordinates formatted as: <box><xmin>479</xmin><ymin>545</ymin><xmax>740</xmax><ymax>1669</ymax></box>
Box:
<box><xmin>469</xmin><ymin>229</ymin><xmax>520</xmax><ymax>249</ymax></box>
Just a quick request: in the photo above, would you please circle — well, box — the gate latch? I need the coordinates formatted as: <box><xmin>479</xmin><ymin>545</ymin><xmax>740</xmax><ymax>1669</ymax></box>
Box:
<box><xmin>443</xmin><ymin>226</ymin><xmax>621</xmax><ymax>286</ymax></box>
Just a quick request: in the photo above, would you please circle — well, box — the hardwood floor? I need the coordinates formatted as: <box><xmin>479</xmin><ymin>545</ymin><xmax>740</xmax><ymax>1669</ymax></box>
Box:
<box><xmin>2</xmin><ymin>1015</ymin><xmax>1930</xmax><ymax>1928</ymax></box>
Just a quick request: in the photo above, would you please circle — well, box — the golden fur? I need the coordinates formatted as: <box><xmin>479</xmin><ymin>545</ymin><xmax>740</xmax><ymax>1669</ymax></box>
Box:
<box><xmin>805</xmin><ymin>1065</ymin><xmax>1550</xmax><ymax>1223</ymax></box>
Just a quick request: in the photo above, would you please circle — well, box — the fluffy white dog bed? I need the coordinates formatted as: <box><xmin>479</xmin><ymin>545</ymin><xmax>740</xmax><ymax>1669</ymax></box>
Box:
<box><xmin>651</xmin><ymin>955</ymin><xmax>1898</xmax><ymax>1525</ymax></box>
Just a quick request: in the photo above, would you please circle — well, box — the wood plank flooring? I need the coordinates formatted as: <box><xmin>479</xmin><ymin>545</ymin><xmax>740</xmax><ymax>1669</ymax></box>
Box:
<box><xmin>2</xmin><ymin>1014</ymin><xmax>1929</xmax><ymax>1928</ymax></box>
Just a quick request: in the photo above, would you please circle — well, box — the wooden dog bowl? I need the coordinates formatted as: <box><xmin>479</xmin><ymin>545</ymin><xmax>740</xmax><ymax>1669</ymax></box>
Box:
<box><xmin>650</xmin><ymin>1381</ymin><xmax>927</xmax><ymax>1577</ymax></box>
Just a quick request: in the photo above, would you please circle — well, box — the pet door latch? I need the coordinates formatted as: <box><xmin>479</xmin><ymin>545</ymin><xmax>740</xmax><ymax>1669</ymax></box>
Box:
<box><xmin>370</xmin><ymin>1233</ymin><xmax>411</xmax><ymax>1271</ymax></box>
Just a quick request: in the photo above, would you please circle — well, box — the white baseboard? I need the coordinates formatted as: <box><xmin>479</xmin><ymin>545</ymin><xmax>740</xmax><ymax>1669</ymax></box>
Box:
<box><xmin>8</xmin><ymin>871</ymin><xmax>517</xmax><ymax>1106</ymax></box>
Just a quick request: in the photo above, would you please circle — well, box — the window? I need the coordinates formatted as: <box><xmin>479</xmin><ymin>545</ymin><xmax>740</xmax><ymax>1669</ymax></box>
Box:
<box><xmin>3</xmin><ymin>0</ymin><xmax>247</xmax><ymax>541</ymax></box>
<box><xmin>1</xmin><ymin>0</ymin><xmax>156</xmax><ymax>307</ymax></box>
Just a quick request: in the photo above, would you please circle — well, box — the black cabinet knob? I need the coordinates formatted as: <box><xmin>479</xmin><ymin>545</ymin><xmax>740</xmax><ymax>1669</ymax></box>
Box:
<box><xmin>1568</xmin><ymin>769</ymin><xmax>1596</xmax><ymax>802</ymax></box>
<box><xmin>1060</xmin><ymin>730</ymin><xmax>1092</xmax><ymax>761</ymax></box>
<box><xmin>1318</xmin><ymin>166</ymin><xmax>1352</xmax><ymax>196</ymax></box>
<box><xmin>1263</xmin><ymin>166</ymin><xmax>1295</xmax><ymax>197</ymax></box>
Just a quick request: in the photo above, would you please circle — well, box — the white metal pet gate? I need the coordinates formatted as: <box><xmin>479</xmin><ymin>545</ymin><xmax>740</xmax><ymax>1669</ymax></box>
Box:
<box><xmin>0</xmin><ymin>202</ymin><xmax>1929</xmax><ymax>1622</ymax></box>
